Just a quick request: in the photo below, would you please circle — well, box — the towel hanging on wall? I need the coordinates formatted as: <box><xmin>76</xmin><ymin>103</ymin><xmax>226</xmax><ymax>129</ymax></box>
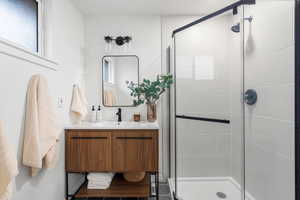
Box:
<box><xmin>22</xmin><ymin>74</ymin><xmax>61</xmax><ymax>176</ymax></box>
<box><xmin>70</xmin><ymin>84</ymin><xmax>88</xmax><ymax>123</ymax></box>
<box><xmin>104</xmin><ymin>90</ymin><xmax>116</xmax><ymax>106</ymax></box>
<box><xmin>0</xmin><ymin>121</ymin><xmax>18</xmax><ymax>200</ymax></box>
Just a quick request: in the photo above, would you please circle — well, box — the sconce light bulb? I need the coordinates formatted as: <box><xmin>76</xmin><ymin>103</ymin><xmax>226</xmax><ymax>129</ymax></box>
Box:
<box><xmin>124</xmin><ymin>36</ymin><xmax>132</xmax><ymax>43</ymax></box>
<box><xmin>104</xmin><ymin>36</ymin><xmax>113</xmax><ymax>43</ymax></box>
<box><xmin>115</xmin><ymin>36</ymin><xmax>125</xmax><ymax>46</ymax></box>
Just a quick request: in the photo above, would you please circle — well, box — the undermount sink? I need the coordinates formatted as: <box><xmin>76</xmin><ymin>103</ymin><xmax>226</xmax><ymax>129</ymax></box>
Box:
<box><xmin>65</xmin><ymin>121</ymin><xmax>159</xmax><ymax>130</ymax></box>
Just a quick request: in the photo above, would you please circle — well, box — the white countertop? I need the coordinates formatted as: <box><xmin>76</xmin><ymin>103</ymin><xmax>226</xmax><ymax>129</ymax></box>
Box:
<box><xmin>65</xmin><ymin>121</ymin><xmax>160</xmax><ymax>130</ymax></box>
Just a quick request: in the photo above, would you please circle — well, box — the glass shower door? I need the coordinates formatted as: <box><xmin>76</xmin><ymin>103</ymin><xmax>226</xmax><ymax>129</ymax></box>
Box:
<box><xmin>171</xmin><ymin>7</ymin><xmax>245</xmax><ymax>200</ymax></box>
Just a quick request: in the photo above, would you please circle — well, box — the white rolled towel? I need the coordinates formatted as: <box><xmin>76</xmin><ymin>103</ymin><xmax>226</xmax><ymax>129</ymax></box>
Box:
<box><xmin>88</xmin><ymin>180</ymin><xmax>112</xmax><ymax>185</ymax></box>
<box><xmin>87</xmin><ymin>173</ymin><xmax>115</xmax><ymax>190</ymax></box>
<box><xmin>87</xmin><ymin>172</ymin><xmax>115</xmax><ymax>181</ymax></box>
<box><xmin>88</xmin><ymin>181</ymin><xmax>112</xmax><ymax>189</ymax></box>
<box><xmin>87</xmin><ymin>184</ymin><xmax>110</xmax><ymax>190</ymax></box>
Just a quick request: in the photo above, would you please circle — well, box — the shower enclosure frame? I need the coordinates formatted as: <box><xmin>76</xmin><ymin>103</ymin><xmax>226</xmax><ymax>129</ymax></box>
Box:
<box><xmin>172</xmin><ymin>0</ymin><xmax>255</xmax><ymax>36</ymax></box>
<box><xmin>170</xmin><ymin>1</ymin><xmax>255</xmax><ymax>200</ymax></box>
<box><xmin>171</xmin><ymin>0</ymin><xmax>300</xmax><ymax>199</ymax></box>
<box><xmin>295</xmin><ymin>0</ymin><xmax>300</xmax><ymax>199</ymax></box>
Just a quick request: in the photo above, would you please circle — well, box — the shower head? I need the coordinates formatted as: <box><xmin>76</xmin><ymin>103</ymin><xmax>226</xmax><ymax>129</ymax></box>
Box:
<box><xmin>231</xmin><ymin>23</ymin><xmax>240</xmax><ymax>33</ymax></box>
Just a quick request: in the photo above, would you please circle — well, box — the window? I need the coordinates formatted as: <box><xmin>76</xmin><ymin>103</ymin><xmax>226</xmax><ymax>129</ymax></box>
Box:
<box><xmin>0</xmin><ymin>0</ymin><xmax>43</xmax><ymax>53</ymax></box>
<box><xmin>103</xmin><ymin>58</ymin><xmax>114</xmax><ymax>84</ymax></box>
<box><xmin>103</xmin><ymin>60</ymin><xmax>110</xmax><ymax>82</ymax></box>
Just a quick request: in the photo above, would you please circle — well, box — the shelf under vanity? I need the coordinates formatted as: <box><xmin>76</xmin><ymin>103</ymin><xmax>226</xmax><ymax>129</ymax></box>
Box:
<box><xmin>75</xmin><ymin>173</ymin><xmax>151</xmax><ymax>198</ymax></box>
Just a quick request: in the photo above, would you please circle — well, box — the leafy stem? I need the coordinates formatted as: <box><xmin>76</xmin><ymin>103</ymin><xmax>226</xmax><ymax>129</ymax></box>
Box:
<box><xmin>127</xmin><ymin>74</ymin><xmax>174</xmax><ymax>106</ymax></box>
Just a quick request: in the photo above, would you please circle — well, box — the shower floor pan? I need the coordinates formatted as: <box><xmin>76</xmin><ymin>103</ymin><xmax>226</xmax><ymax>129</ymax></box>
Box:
<box><xmin>168</xmin><ymin>177</ymin><xmax>255</xmax><ymax>200</ymax></box>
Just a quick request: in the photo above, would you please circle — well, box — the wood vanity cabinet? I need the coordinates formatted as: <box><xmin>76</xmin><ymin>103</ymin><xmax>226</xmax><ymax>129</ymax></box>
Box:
<box><xmin>65</xmin><ymin>131</ymin><xmax>112</xmax><ymax>172</ymax></box>
<box><xmin>112</xmin><ymin>131</ymin><xmax>158</xmax><ymax>172</ymax></box>
<box><xmin>65</xmin><ymin>129</ymin><xmax>159</xmax><ymax>173</ymax></box>
<box><xmin>65</xmin><ymin>128</ymin><xmax>159</xmax><ymax>199</ymax></box>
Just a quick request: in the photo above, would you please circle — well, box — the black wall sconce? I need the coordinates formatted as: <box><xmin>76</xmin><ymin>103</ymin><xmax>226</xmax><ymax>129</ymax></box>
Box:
<box><xmin>104</xmin><ymin>36</ymin><xmax>132</xmax><ymax>46</ymax></box>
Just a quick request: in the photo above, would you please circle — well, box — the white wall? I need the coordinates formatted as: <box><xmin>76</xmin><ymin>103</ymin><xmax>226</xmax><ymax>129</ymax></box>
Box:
<box><xmin>0</xmin><ymin>0</ymin><xmax>85</xmax><ymax>199</ymax></box>
<box><xmin>84</xmin><ymin>15</ymin><xmax>162</xmax><ymax>120</ymax></box>
<box><xmin>84</xmin><ymin>15</ymin><xmax>165</xmax><ymax>177</ymax></box>
<box><xmin>244</xmin><ymin>1</ymin><xmax>295</xmax><ymax>200</ymax></box>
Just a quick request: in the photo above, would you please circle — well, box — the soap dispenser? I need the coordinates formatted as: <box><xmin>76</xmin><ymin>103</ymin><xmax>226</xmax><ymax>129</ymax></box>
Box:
<box><xmin>96</xmin><ymin>105</ymin><xmax>102</xmax><ymax>122</ymax></box>
<box><xmin>91</xmin><ymin>105</ymin><xmax>96</xmax><ymax>122</ymax></box>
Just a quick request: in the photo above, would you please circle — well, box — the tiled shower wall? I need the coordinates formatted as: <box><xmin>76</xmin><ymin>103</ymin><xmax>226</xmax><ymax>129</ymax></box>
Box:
<box><xmin>244</xmin><ymin>1</ymin><xmax>295</xmax><ymax>200</ymax></box>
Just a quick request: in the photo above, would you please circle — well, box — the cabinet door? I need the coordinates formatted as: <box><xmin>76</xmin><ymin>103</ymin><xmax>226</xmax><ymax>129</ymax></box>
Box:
<box><xmin>66</xmin><ymin>131</ymin><xmax>112</xmax><ymax>172</ymax></box>
<box><xmin>112</xmin><ymin>131</ymin><xmax>158</xmax><ymax>172</ymax></box>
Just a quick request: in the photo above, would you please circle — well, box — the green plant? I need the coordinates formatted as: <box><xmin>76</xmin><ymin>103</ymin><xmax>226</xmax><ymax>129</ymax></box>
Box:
<box><xmin>127</xmin><ymin>74</ymin><xmax>173</xmax><ymax>106</ymax></box>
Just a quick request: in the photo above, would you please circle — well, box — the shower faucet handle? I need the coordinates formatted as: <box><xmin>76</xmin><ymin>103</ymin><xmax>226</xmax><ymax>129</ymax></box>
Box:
<box><xmin>244</xmin><ymin>89</ymin><xmax>258</xmax><ymax>105</ymax></box>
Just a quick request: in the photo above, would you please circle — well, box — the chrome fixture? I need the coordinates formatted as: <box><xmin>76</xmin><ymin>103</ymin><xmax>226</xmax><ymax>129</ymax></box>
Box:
<box><xmin>244</xmin><ymin>16</ymin><xmax>253</xmax><ymax>23</ymax></box>
<box><xmin>231</xmin><ymin>16</ymin><xmax>253</xmax><ymax>33</ymax></box>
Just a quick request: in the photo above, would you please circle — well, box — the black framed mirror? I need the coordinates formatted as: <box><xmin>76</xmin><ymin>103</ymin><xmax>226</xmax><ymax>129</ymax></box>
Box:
<box><xmin>102</xmin><ymin>55</ymin><xmax>139</xmax><ymax>107</ymax></box>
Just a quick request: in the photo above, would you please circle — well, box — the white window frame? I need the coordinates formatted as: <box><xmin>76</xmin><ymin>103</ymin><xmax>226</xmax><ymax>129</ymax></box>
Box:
<box><xmin>37</xmin><ymin>0</ymin><xmax>45</xmax><ymax>56</ymax></box>
<box><xmin>0</xmin><ymin>0</ymin><xmax>58</xmax><ymax>70</ymax></box>
<box><xmin>103</xmin><ymin>57</ymin><xmax>115</xmax><ymax>84</ymax></box>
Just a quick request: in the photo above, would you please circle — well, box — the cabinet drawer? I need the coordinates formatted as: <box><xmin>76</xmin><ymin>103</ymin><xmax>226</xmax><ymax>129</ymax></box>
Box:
<box><xmin>112</xmin><ymin>131</ymin><xmax>158</xmax><ymax>172</ymax></box>
<box><xmin>66</xmin><ymin>131</ymin><xmax>112</xmax><ymax>172</ymax></box>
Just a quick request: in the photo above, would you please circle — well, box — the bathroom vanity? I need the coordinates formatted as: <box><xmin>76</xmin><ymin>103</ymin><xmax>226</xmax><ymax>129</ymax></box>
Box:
<box><xmin>65</xmin><ymin>122</ymin><xmax>159</xmax><ymax>200</ymax></box>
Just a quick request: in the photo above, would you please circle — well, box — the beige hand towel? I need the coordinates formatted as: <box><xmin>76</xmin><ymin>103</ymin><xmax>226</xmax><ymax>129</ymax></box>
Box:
<box><xmin>70</xmin><ymin>85</ymin><xmax>88</xmax><ymax>123</ymax></box>
<box><xmin>0</xmin><ymin>121</ymin><xmax>18</xmax><ymax>200</ymax></box>
<box><xmin>23</xmin><ymin>74</ymin><xmax>61</xmax><ymax>176</ymax></box>
<box><xmin>104</xmin><ymin>90</ymin><xmax>116</xmax><ymax>106</ymax></box>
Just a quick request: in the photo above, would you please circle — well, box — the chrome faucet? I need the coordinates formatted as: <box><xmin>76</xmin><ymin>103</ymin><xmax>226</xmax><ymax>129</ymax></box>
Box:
<box><xmin>116</xmin><ymin>108</ymin><xmax>122</xmax><ymax>122</ymax></box>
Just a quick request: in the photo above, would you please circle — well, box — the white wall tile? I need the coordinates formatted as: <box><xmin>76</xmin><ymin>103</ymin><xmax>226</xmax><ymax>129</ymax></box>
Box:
<box><xmin>245</xmin><ymin>84</ymin><xmax>294</xmax><ymax>121</ymax></box>
<box><xmin>244</xmin><ymin>1</ymin><xmax>295</xmax><ymax>200</ymax></box>
<box><xmin>245</xmin><ymin>45</ymin><xmax>294</xmax><ymax>86</ymax></box>
<box><xmin>246</xmin><ymin>115</ymin><xmax>293</xmax><ymax>158</ymax></box>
